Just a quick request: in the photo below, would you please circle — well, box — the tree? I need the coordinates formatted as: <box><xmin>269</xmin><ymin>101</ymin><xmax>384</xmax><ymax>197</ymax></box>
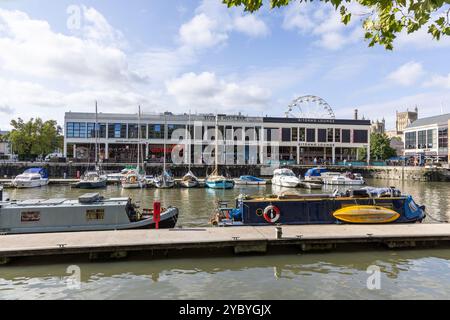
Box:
<box><xmin>6</xmin><ymin>118</ymin><xmax>63</xmax><ymax>161</ymax></box>
<box><xmin>223</xmin><ymin>0</ymin><xmax>450</xmax><ymax>50</ymax></box>
<box><xmin>359</xmin><ymin>132</ymin><xmax>397</xmax><ymax>161</ymax></box>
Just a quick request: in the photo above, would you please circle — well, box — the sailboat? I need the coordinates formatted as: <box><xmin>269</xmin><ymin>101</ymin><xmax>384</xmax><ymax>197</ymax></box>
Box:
<box><xmin>154</xmin><ymin>114</ymin><xmax>175</xmax><ymax>189</ymax></box>
<box><xmin>180</xmin><ymin>112</ymin><xmax>199</xmax><ymax>188</ymax></box>
<box><xmin>205</xmin><ymin>115</ymin><xmax>234</xmax><ymax>190</ymax></box>
<box><xmin>122</xmin><ymin>106</ymin><xmax>145</xmax><ymax>189</ymax></box>
<box><xmin>73</xmin><ymin>102</ymin><xmax>107</xmax><ymax>189</ymax></box>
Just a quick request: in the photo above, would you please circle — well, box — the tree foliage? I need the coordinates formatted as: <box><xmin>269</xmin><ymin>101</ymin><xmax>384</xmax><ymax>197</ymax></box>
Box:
<box><xmin>6</xmin><ymin>118</ymin><xmax>63</xmax><ymax>160</ymax></box>
<box><xmin>223</xmin><ymin>0</ymin><xmax>450</xmax><ymax>50</ymax></box>
<box><xmin>359</xmin><ymin>132</ymin><xmax>397</xmax><ymax>161</ymax></box>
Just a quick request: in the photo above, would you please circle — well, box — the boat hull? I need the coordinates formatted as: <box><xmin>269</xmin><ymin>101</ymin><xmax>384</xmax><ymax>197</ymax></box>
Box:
<box><xmin>180</xmin><ymin>180</ymin><xmax>200</xmax><ymax>188</ymax></box>
<box><xmin>12</xmin><ymin>179</ymin><xmax>49</xmax><ymax>189</ymax></box>
<box><xmin>72</xmin><ymin>180</ymin><xmax>107</xmax><ymax>189</ymax></box>
<box><xmin>234</xmin><ymin>180</ymin><xmax>266</xmax><ymax>186</ymax></box>
<box><xmin>206</xmin><ymin>180</ymin><xmax>235</xmax><ymax>189</ymax></box>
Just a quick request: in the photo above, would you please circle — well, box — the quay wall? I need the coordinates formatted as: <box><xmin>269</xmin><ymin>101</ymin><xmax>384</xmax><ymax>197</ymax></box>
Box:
<box><xmin>0</xmin><ymin>162</ymin><xmax>449</xmax><ymax>182</ymax></box>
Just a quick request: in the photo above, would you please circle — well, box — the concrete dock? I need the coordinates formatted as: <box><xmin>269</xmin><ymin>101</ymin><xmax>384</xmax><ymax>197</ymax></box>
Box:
<box><xmin>1</xmin><ymin>224</ymin><xmax>450</xmax><ymax>264</ymax></box>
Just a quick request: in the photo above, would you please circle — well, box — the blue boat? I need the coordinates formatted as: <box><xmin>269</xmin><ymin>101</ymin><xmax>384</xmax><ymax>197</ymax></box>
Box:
<box><xmin>304</xmin><ymin>167</ymin><xmax>328</xmax><ymax>182</ymax></box>
<box><xmin>12</xmin><ymin>168</ymin><xmax>49</xmax><ymax>188</ymax></box>
<box><xmin>234</xmin><ymin>176</ymin><xmax>267</xmax><ymax>186</ymax></box>
<box><xmin>211</xmin><ymin>187</ymin><xmax>426</xmax><ymax>226</ymax></box>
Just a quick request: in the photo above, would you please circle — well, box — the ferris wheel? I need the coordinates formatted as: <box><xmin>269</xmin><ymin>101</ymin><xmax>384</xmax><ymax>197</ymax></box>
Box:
<box><xmin>285</xmin><ymin>95</ymin><xmax>336</xmax><ymax>119</ymax></box>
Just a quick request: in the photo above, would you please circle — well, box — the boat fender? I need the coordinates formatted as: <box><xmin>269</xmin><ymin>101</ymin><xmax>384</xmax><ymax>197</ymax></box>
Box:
<box><xmin>263</xmin><ymin>205</ymin><xmax>281</xmax><ymax>224</ymax></box>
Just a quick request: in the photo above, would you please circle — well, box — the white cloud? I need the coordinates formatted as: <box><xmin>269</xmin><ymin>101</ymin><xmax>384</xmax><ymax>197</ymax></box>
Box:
<box><xmin>166</xmin><ymin>72</ymin><xmax>271</xmax><ymax>113</ymax></box>
<box><xmin>233</xmin><ymin>15</ymin><xmax>269</xmax><ymax>38</ymax></box>
<box><xmin>282</xmin><ymin>2</ymin><xmax>364</xmax><ymax>50</ymax></box>
<box><xmin>179</xmin><ymin>13</ymin><xmax>228</xmax><ymax>49</ymax></box>
<box><xmin>387</xmin><ymin>62</ymin><xmax>425</xmax><ymax>86</ymax></box>
<box><xmin>423</xmin><ymin>73</ymin><xmax>450</xmax><ymax>89</ymax></box>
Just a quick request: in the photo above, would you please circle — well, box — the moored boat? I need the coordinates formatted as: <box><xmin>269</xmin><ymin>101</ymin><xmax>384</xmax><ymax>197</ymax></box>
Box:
<box><xmin>180</xmin><ymin>171</ymin><xmax>200</xmax><ymax>188</ymax></box>
<box><xmin>0</xmin><ymin>190</ymin><xmax>178</xmax><ymax>234</ymax></box>
<box><xmin>121</xmin><ymin>171</ymin><xmax>145</xmax><ymax>189</ymax></box>
<box><xmin>234</xmin><ymin>176</ymin><xmax>266</xmax><ymax>186</ymax></box>
<box><xmin>12</xmin><ymin>168</ymin><xmax>49</xmax><ymax>189</ymax></box>
<box><xmin>322</xmin><ymin>172</ymin><xmax>365</xmax><ymax>186</ymax></box>
<box><xmin>72</xmin><ymin>171</ymin><xmax>107</xmax><ymax>189</ymax></box>
<box><xmin>205</xmin><ymin>171</ymin><xmax>235</xmax><ymax>189</ymax></box>
<box><xmin>272</xmin><ymin>169</ymin><xmax>300</xmax><ymax>188</ymax></box>
<box><xmin>154</xmin><ymin>171</ymin><xmax>175</xmax><ymax>189</ymax></box>
<box><xmin>304</xmin><ymin>167</ymin><xmax>328</xmax><ymax>183</ymax></box>
<box><xmin>210</xmin><ymin>187</ymin><xmax>426</xmax><ymax>226</ymax></box>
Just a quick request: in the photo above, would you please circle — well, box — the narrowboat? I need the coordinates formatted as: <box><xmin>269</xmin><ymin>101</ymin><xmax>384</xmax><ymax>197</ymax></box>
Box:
<box><xmin>210</xmin><ymin>187</ymin><xmax>426</xmax><ymax>226</ymax></box>
<box><xmin>0</xmin><ymin>190</ymin><xmax>178</xmax><ymax>234</ymax></box>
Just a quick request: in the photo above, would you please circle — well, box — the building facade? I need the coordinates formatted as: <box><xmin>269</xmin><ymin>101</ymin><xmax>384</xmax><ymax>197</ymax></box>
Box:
<box><xmin>396</xmin><ymin>107</ymin><xmax>418</xmax><ymax>135</ymax></box>
<box><xmin>371</xmin><ymin>119</ymin><xmax>386</xmax><ymax>134</ymax></box>
<box><xmin>64</xmin><ymin>112</ymin><xmax>371</xmax><ymax>165</ymax></box>
<box><xmin>403</xmin><ymin>114</ymin><xmax>450</xmax><ymax>163</ymax></box>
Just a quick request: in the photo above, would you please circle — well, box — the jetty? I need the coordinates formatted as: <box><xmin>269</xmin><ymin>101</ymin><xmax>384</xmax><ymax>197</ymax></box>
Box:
<box><xmin>1</xmin><ymin>224</ymin><xmax>450</xmax><ymax>265</ymax></box>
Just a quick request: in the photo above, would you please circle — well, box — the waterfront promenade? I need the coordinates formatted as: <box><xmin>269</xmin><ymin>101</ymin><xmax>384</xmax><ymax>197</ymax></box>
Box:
<box><xmin>2</xmin><ymin>224</ymin><xmax>450</xmax><ymax>265</ymax></box>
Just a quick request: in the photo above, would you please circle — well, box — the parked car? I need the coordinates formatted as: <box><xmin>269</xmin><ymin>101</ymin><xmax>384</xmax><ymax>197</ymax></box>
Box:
<box><xmin>45</xmin><ymin>153</ymin><xmax>64</xmax><ymax>162</ymax></box>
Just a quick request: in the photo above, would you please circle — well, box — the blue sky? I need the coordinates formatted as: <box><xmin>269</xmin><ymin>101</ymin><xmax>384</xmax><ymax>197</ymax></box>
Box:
<box><xmin>0</xmin><ymin>0</ymin><xmax>449</xmax><ymax>130</ymax></box>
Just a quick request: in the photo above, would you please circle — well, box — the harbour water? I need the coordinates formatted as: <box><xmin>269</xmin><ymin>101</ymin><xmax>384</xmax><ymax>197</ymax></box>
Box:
<box><xmin>1</xmin><ymin>179</ymin><xmax>450</xmax><ymax>299</ymax></box>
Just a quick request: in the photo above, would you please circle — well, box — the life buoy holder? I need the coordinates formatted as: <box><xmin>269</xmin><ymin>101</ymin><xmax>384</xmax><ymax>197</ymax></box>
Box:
<box><xmin>263</xmin><ymin>205</ymin><xmax>281</xmax><ymax>224</ymax></box>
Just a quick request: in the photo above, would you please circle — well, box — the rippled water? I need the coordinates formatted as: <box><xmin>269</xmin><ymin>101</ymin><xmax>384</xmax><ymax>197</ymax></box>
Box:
<box><xmin>1</xmin><ymin>179</ymin><xmax>450</xmax><ymax>300</ymax></box>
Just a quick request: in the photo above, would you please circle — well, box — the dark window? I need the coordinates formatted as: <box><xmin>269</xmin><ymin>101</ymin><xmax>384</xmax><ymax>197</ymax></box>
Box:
<box><xmin>265</xmin><ymin>128</ymin><xmax>279</xmax><ymax>142</ymax></box>
<box><xmin>148</xmin><ymin>124</ymin><xmax>165</xmax><ymax>139</ymax></box>
<box><xmin>291</xmin><ymin>128</ymin><xmax>298</xmax><ymax>141</ymax></box>
<box><xmin>108</xmin><ymin>123</ymin><xmax>126</xmax><ymax>139</ymax></box>
<box><xmin>282</xmin><ymin>128</ymin><xmax>291</xmax><ymax>142</ymax></box>
<box><xmin>299</xmin><ymin>128</ymin><xmax>306</xmax><ymax>142</ymax></box>
<box><xmin>318</xmin><ymin>129</ymin><xmax>327</xmax><ymax>142</ymax></box>
<box><xmin>342</xmin><ymin>129</ymin><xmax>351</xmax><ymax>143</ymax></box>
<box><xmin>67</xmin><ymin>122</ymin><xmax>86</xmax><ymax>138</ymax></box>
<box><xmin>167</xmin><ymin>124</ymin><xmax>185</xmax><ymax>140</ymax></box>
<box><xmin>306</xmin><ymin>129</ymin><xmax>316</xmax><ymax>142</ymax></box>
<box><xmin>417</xmin><ymin>130</ymin><xmax>426</xmax><ymax>149</ymax></box>
<box><xmin>128</xmin><ymin>124</ymin><xmax>138</xmax><ymax>139</ymax></box>
<box><xmin>405</xmin><ymin>132</ymin><xmax>417</xmax><ymax>149</ymax></box>
<box><xmin>439</xmin><ymin>128</ymin><xmax>448</xmax><ymax>149</ymax></box>
<box><xmin>327</xmin><ymin>129</ymin><xmax>334</xmax><ymax>143</ymax></box>
<box><xmin>335</xmin><ymin>129</ymin><xmax>341</xmax><ymax>143</ymax></box>
<box><xmin>353</xmin><ymin>130</ymin><xmax>368</xmax><ymax>143</ymax></box>
<box><xmin>427</xmin><ymin>129</ymin><xmax>435</xmax><ymax>149</ymax></box>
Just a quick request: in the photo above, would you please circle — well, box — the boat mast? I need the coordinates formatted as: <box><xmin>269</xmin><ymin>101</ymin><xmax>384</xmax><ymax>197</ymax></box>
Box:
<box><xmin>187</xmin><ymin>111</ymin><xmax>191</xmax><ymax>172</ymax></box>
<box><xmin>215</xmin><ymin>114</ymin><xmax>219</xmax><ymax>174</ymax></box>
<box><xmin>95</xmin><ymin>101</ymin><xmax>98</xmax><ymax>167</ymax></box>
<box><xmin>137</xmin><ymin>106</ymin><xmax>141</xmax><ymax>173</ymax></box>
<box><xmin>163</xmin><ymin>113</ymin><xmax>167</xmax><ymax>173</ymax></box>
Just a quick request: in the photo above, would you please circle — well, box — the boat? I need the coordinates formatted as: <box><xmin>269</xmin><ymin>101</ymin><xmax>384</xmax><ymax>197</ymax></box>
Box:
<box><xmin>234</xmin><ymin>176</ymin><xmax>267</xmax><ymax>186</ymax></box>
<box><xmin>74</xmin><ymin>102</ymin><xmax>107</xmax><ymax>189</ymax></box>
<box><xmin>121</xmin><ymin>106</ymin><xmax>145</xmax><ymax>190</ymax></box>
<box><xmin>0</xmin><ymin>190</ymin><xmax>178</xmax><ymax>234</ymax></box>
<box><xmin>322</xmin><ymin>172</ymin><xmax>365</xmax><ymax>186</ymax></box>
<box><xmin>298</xmin><ymin>181</ymin><xmax>322</xmax><ymax>190</ymax></box>
<box><xmin>271</xmin><ymin>169</ymin><xmax>300</xmax><ymax>188</ymax></box>
<box><xmin>107</xmin><ymin>167</ymin><xmax>140</xmax><ymax>184</ymax></box>
<box><xmin>180</xmin><ymin>171</ymin><xmax>200</xmax><ymax>188</ymax></box>
<box><xmin>204</xmin><ymin>115</ymin><xmax>234</xmax><ymax>190</ymax></box>
<box><xmin>154</xmin><ymin>171</ymin><xmax>176</xmax><ymax>189</ymax></box>
<box><xmin>12</xmin><ymin>168</ymin><xmax>49</xmax><ymax>188</ymax></box>
<box><xmin>155</xmin><ymin>114</ymin><xmax>175</xmax><ymax>189</ymax></box>
<box><xmin>179</xmin><ymin>113</ymin><xmax>200</xmax><ymax>188</ymax></box>
<box><xmin>121</xmin><ymin>171</ymin><xmax>145</xmax><ymax>189</ymax></box>
<box><xmin>304</xmin><ymin>167</ymin><xmax>328</xmax><ymax>183</ymax></box>
<box><xmin>72</xmin><ymin>170</ymin><xmax>107</xmax><ymax>189</ymax></box>
<box><xmin>210</xmin><ymin>187</ymin><xmax>426</xmax><ymax>226</ymax></box>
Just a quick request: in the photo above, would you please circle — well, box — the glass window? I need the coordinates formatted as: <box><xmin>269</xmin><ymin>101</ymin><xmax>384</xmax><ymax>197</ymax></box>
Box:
<box><xmin>318</xmin><ymin>129</ymin><xmax>327</xmax><ymax>143</ymax></box>
<box><xmin>67</xmin><ymin>122</ymin><xmax>86</xmax><ymax>138</ymax></box>
<box><xmin>306</xmin><ymin>129</ymin><xmax>316</xmax><ymax>142</ymax></box>
<box><xmin>353</xmin><ymin>130</ymin><xmax>368</xmax><ymax>143</ymax></box>
<box><xmin>439</xmin><ymin>128</ymin><xmax>448</xmax><ymax>149</ymax></box>
<box><xmin>128</xmin><ymin>124</ymin><xmax>138</xmax><ymax>139</ymax></box>
<box><xmin>335</xmin><ymin>129</ymin><xmax>341</xmax><ymax>143</ymax></box>
<box><xmin>292</xmin><ymin>128</ymin><xmax>298</xmax><ymax>141</ymax></box>
<box><xmin>427</xmin><ymin>129</ymin><xmax>435</xmax><ymax>149</ymax></box>
<box><xmin>405</xmin><ymin>132</ymin><xmax>417</xmax><ymax>149</ymax></box>
<box><xmin>342</xmin><ymin>130</ymin><xmax>351</xmax><ymax>143</ymax></box>
<box><xmin>66</xmin><ymin>123</ymin><xmax>74</xmax><ymax>138</ymax></box>
<box><xmin>148</xmin><ymin>124</ymin><xmax>165</xmax><ymax>139</ymax></box>
<box><xmin>418</xmin><ymin>130</ymin><xmax>426</xmax><ymax>149</ymax></box>
<box><xmin>327</xmin><ymin>128</ymin><xmax>334</xmax><ymax>143</ymax></box>
<box><xmin>299</xmin><ymin>128</ymin><xmax>306</xmax><ymax>142</ymax></box>
<box><xmin>108</xmin><ymin>123</ymin><xmax>126</xmax><ymax>138</ymax></box>
<box><xmin>282</xmin><ymin>128</ymin><xmax>291</xmax><ymax>142</ymax></box>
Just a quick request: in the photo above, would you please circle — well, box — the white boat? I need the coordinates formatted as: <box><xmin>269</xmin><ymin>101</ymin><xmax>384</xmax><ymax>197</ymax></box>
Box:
<box><xmin>72</xmin><ymin>171</ymin><xmax>107</xmax><ymax>189</ymax></box>
<box><xmin>234</xmin><ymin>176</ymin><xmax>267</xmax><ymax>186</ymax></box>
<box><xmin>107</xmin><ymin>168</ymin><xmax>132</xmax><ymax>183</ymax></box>
<box><xmin>180</xmin><ymin>171</ymin><xmax>199</xmax><ymax>188</ymax></box>
<box><xmin>12</xmin><ymin>168</ymin><xmax>49</xmax><ymax>189</ymax></box>
<box><xmin>322</xmin><ymin>172</ymin><xmax>365</xmax><ymax>185</ymax></box>
<box><xmin>154</xmin><ymin>171</ymin><xmax>175</xmax><ymax>189</ymax></box>
<box><xmin>271</xmin><ymin>169</ymin><xmax>300</xmax><ymax>188</ymax></box>
<box><xmin>0</xmin><ymin>190</ymin><xmax>178</xmax><ymax>234</ymax></box>
<box><xmin>121</xmin><ymin>171</ymin><xmax>145</xmax><ymax>189</ymax></box>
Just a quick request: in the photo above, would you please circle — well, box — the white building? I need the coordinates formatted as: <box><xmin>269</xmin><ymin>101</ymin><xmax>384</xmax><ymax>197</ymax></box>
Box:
<box><xmin>404</xmin><ymin>114</ymin><xmax>450</xmax><ymax>162</ymax></box>
<box><xmin>64</xmin><ymin>112</ymin><xmax>371</xmax><ymax>165</ymax></box>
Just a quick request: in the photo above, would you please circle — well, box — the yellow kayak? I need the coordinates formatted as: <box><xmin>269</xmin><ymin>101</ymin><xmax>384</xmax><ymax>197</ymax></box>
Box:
<box><xmin>333</xmin><ymin>205</ymin><xmax>400</xmax><ymax>224</ymax></box>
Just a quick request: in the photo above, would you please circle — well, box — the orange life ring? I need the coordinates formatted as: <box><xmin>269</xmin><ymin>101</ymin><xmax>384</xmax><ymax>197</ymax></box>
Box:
<box><xmin>130</xmin><ymin>176</ymin><xmax>137</xmax><ymax>183</ymax></box>
<box><xmin>263</xmin><ymin>205</ymin><xmax>281</xmax><ymax>224</ymax></box>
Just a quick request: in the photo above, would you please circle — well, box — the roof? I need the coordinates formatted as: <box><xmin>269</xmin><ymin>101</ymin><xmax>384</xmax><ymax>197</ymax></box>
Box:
<box><xmin>407</xmin><ymin>114</ymin><xmax>450</xmax><ymax>129</ymax></box>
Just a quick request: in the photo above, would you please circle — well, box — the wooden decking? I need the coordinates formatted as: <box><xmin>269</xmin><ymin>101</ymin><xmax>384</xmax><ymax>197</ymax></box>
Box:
<box><xmin>1</xmin><ymin>224</ymin><xmax>450</xmax><ymax>264</ymax></box>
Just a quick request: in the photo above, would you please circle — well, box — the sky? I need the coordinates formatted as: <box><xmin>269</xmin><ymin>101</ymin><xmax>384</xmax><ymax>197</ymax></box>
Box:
<box><xmin>0</xmin><ymin>0</ymin><xmax>449</xmax><ymax>131</ymax></box>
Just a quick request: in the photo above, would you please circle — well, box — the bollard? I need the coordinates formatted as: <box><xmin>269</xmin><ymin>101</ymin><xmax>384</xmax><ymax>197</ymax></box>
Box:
<box><xmin>153</xmin><ymin>201</ymin><xmax>161</xmax><ymax>229</ymax></box>
<box><xmin>276</xmin><ymin>226</ymin><xmax>283</xmax><ymax>239</ymax></box>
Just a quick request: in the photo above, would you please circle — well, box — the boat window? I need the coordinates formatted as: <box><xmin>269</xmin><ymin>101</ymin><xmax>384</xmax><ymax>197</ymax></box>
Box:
<box><xmin>86</xmin><ymin>209</ymin><xmax>105</xmax><ymax>221</ymax></box>
<box><xmin>21</xmin><ymin>211</ymin><xmax>41</xmax><ymax>222</ymax></box>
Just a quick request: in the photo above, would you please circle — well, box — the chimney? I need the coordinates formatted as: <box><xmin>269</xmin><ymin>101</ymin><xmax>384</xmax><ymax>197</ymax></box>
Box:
<box><xmin>354</xmin><ymin>109</ymin><xmax>359</xmax><ymax>120</ymax></box>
